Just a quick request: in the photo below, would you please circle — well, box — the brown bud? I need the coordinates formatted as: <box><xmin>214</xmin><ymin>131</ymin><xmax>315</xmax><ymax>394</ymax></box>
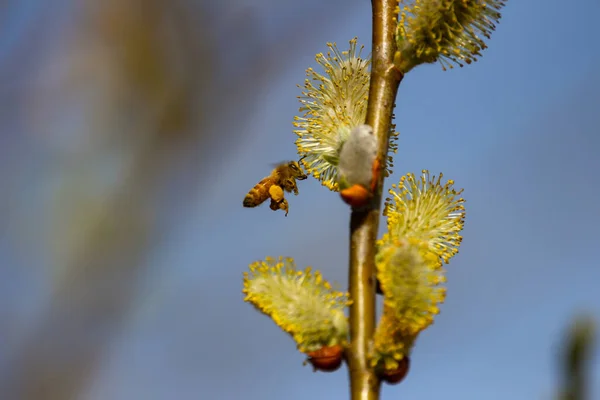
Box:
<box><xmin>306</xmin><ymin>344</ymin><xmax>344</xmax><ymax>372</ymax></box>
<box><xmin>340</xmin><ymin>184</ymin><xmax>372</xmax><ymax>208</ymax></box>
<box><xmin>380</xmin><ymin>356</ymin><xmax>410</xmax><ymax>385</ymax></box>
<box><xmin>339</xmin><ymin>157</ymin><xmax>381</xmax><ymax>209</ymax></box>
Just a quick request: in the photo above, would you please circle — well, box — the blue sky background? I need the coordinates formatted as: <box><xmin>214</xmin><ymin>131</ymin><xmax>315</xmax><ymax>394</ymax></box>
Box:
<box><xmin>0</xmin><ymin>0</ymin><xmax>599</xmax><ymax>399</ymax></box>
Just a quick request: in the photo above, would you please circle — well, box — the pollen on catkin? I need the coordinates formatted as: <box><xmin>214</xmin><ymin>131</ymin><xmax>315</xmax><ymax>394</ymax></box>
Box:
<box><xmin>372</xmin><ymin>238</ymin><xmax>445</xmax><ymax>370</ymax></box>
<box><xmin>394</xmin><ymin>0</ymin><xmax>506</xmax><ymax>72</ymax></box>
<box><xmin>377</xmin><ymin>237</ymin><xmax>446</xmax><ymax>334</ymax></box>
<box><xmin>293</xmin><ymin>37</ymin><xmax>399</xmax><ymax>191</ymax></box>
<box><xmin>382</xmin><ymin>170</ymin><xmax>465</xmax><ymax>264</ymax></box>
<box><xmin>243</xmin><ymin>256</ymin><xmax>350</xmax><ymax>353</ymax></box>
<box><xmin>371</xmin><ymin>310</ymin><xmax>417</xmax><ymax>371</ymax></box>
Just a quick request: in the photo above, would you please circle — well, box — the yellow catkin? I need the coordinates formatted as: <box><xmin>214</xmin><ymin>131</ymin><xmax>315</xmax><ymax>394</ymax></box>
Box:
<box><xmin>293</xmin><ymin>38</ymin><xmax>399</xmax><ymax>191</ymax></box>
<box><xmin>395</xmin><ymin>0</ymin><xmax>506</xmax><ymax>72</ymax></box>
<box><xmin>243</xmin><ymin>256</ymin><xmax>350</xmax><ymax>353</ymax></box>
<box><xmin>383</xmin><ymin>170</ymin><xmax>465</xmax><ymax>264</ymax></box>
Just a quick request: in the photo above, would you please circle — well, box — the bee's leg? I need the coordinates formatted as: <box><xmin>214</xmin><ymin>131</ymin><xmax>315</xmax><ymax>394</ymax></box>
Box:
<box><xmin>269</xmin><ymin>197</ymin><xmax>289</xmax><ymax>216</ymax></box>
<box><xmin>281</xmin><ymin>199</ymin><xmax>289</xmax><ymax>216</ymax></box>
<box><xmin>280</xmin><ymin>178</ymin><xmax>293</xmax><ymax>193</ymax></box>
<box><xmin>269</xmin><ymin>199</ymin><xmax>279</xmax><ymax>211</ymax></box>
<box><xmin>283</xmin><ymin>178</ymin><xmax>299</xmax><ymax>195</ymax></box>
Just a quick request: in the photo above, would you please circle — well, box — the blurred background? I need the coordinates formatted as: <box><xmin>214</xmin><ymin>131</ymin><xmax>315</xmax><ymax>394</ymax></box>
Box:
<box><xmin>0</xmin><ymin>0</ymin><xmax>598</xmax><ymax>399</ymax></box>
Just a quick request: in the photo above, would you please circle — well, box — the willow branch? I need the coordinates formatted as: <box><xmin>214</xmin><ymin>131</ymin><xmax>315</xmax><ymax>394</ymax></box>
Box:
<box><xmin>347</xmin><ymin>0</ymin><xmax>403</xmax><ymax>399</ymax></box>
<box><xmin>559</xmin><ymin>316</ymin><xmax>596</xmax><ymax>400</ymax></box>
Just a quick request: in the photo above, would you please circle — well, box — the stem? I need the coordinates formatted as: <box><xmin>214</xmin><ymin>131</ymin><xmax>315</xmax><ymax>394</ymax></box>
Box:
<box><xmin>347</xmin><ymin>1</ymin><xmax>403</xmax><ymax>399</ymax></box>
<box><xmin>560</xmin><ymin>316</ymin><xmax>595</xmax><ymax>400</ymax></box>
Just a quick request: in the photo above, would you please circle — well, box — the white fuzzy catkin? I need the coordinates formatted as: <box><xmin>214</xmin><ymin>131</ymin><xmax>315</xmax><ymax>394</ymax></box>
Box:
<box><xmin>338</xmin><ymin>124</ymin><xmax>378</xmax><ymax>188</ymax></box>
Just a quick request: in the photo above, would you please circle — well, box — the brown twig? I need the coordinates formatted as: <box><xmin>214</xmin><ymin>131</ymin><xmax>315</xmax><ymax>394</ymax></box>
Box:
<box><xmin>347</xmin><ymin>0</ymin><xmax>403</xmax><ymax>399</ymax></box>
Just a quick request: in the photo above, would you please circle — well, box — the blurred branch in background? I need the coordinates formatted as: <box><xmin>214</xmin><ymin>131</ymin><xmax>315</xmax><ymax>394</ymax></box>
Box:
<box><xmin>557</xmin><ymin>315</ymin><xmax>596</xmax><ymax>400</ymax></box>
<box><xmin>2</xmin><ymin>0</ymin><xmax>210</xmax><ymax>398</ymax></box>
<box><xmin>0</xmin><ymin>0</ymin><xmax>358</xmax><ymax>399</ymax></box>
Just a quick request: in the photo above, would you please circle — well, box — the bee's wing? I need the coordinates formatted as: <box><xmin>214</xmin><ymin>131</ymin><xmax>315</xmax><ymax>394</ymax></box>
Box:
<box><xmin>270</xmin><ymin>156</ymin><xmax>306</xmax><ymax>168</ymax></box>
<box><xmin>269</xmin><ymin>160</ymin><xmax>289</xmax><ymax>168</ymax></box>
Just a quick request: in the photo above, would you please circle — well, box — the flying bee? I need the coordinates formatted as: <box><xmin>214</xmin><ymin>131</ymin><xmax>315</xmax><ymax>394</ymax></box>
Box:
<box><xmin>243</xmin><ymin>160</ymin><xmax>307</xmax><ymax>216</ymax></box>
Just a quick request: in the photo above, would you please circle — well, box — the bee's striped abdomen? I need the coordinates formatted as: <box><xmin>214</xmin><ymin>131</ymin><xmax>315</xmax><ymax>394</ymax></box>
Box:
<box><xmin>243</xmin><ymin>177</ymin><xmax>273</xmax><ymax>207</ymax></box>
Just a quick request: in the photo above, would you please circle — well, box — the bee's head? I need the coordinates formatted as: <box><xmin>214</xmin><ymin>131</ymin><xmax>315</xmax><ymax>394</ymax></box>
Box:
<box><xmin>289</xmin><ymin>160</ymin><xmax>307</xmax><ymax>180</ymax></box>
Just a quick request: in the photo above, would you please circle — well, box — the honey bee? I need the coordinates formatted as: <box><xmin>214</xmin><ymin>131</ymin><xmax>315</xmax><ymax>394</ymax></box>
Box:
<box><xmin>243</xmin><ymin>160</ymin><xmax>307</xmax><ymax>216</ymax></box>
